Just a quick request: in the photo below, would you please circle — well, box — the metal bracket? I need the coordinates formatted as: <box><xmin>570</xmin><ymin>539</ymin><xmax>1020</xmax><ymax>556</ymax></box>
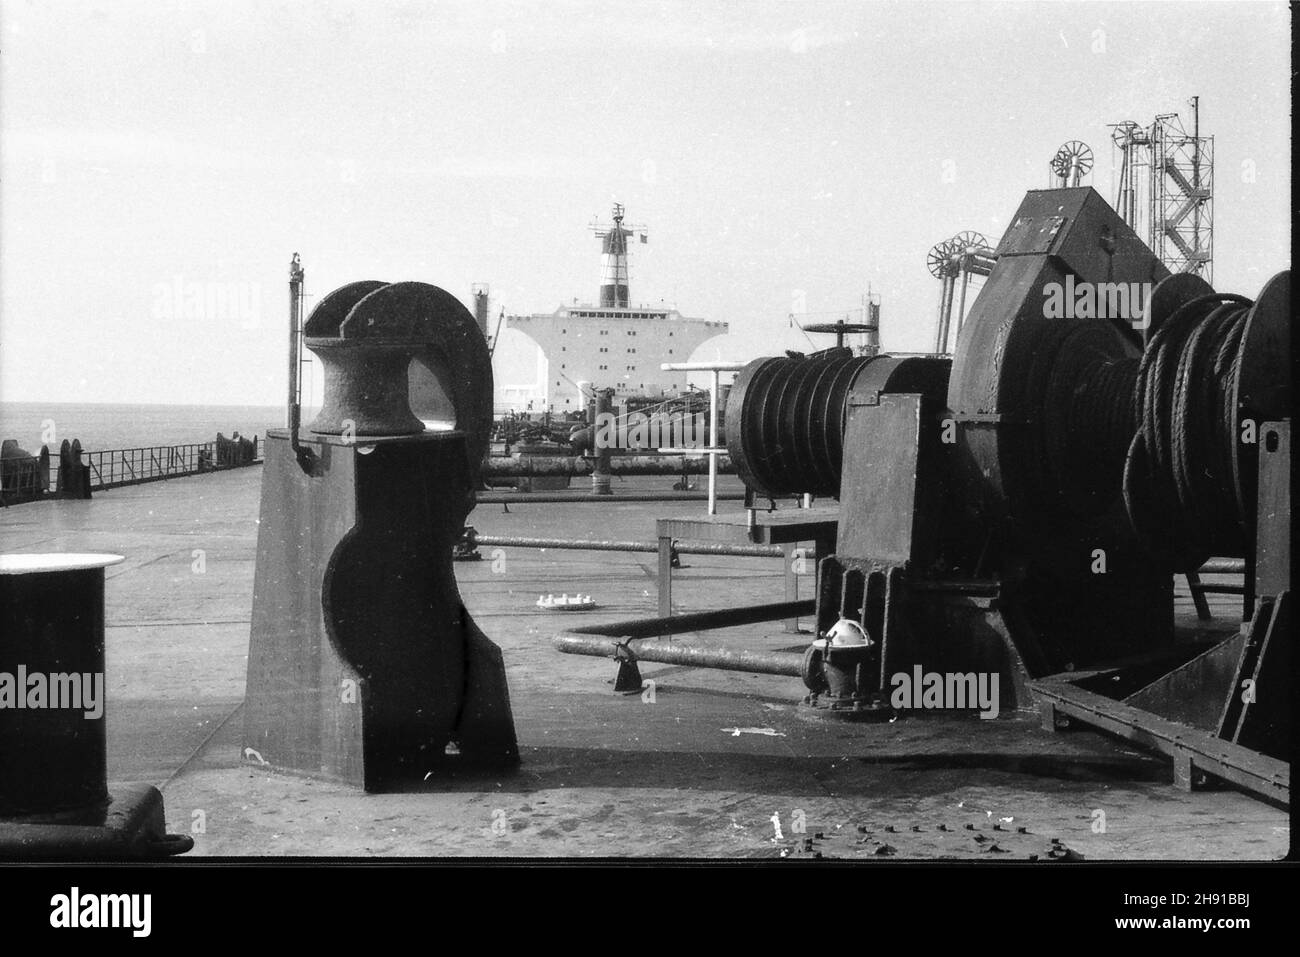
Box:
<box><xmin>612</xmin><ymin>641</ymin><xmax>644</xmax><ymax>694</ymax></box>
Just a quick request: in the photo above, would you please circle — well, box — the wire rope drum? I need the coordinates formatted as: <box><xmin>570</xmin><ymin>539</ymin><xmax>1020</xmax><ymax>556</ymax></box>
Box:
<box><xmin>725</xmin><ymin>349</ymin><xmax>951</xmax><ymax>499</ymax></box>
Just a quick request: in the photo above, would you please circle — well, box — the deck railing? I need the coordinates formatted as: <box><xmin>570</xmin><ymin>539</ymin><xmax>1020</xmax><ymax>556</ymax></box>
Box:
<box><xmin>0</xmin><ymin>434</ymin><xmax>260</xmax><ymax>504</ymax></box>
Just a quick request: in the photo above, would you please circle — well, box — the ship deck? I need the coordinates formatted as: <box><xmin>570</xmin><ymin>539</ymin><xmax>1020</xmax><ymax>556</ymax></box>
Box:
<box><xmin>0</xmin><ymin>468</ymin><xmax>1286</xmax><ymax>859</ymax></box>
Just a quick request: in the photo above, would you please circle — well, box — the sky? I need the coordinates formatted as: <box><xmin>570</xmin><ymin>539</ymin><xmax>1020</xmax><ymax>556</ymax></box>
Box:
<box><xmin>0</xmin><ymin>0</ymin><xmax>1290</xmax><ymax>407</ymax></box>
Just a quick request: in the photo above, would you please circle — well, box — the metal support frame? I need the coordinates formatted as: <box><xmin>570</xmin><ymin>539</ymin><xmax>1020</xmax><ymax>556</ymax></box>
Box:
<box><xmin>1029</xmin><ymin>421</ymin><xmax>1290</xmax><ymax>804</ymax></box>
<box><xmin>1033</xmin><ymin>679</ymin><xmax>1287</xmax><ymax>803</ymax></box>
<box><xmin>660</xmin><ymin>360</ymin><xmax>748</xmax><ymax>515</ymax></box>
<box><xmin>655</xmin><ymin>509</ymin><xmax>837</xmax><ymax>635</ymax></box>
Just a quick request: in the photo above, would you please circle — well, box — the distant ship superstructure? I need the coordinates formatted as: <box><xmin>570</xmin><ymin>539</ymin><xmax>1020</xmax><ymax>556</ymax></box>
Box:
<box><xmin>505</xmin><ymin>204</ymin><xmax>727</xmax><ymax>411</ymax></box>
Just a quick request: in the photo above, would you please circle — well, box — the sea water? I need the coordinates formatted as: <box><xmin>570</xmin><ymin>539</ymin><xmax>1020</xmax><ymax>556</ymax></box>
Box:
<box><xmin>0</xmin><ymin>402</ymin><xmax>286</xmax><ymax>453</ymax></box>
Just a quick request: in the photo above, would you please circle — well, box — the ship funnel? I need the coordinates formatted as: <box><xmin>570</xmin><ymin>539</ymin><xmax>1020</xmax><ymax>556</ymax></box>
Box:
<box><xmin>471</xmin><ymin>283</ymin><xmax>490</xmax><ymax>336</ymax></box>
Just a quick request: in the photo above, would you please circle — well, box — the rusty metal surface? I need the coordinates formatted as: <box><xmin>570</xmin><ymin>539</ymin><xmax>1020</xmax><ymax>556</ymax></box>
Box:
<box><xmin>302</xmin><ymin>281</ymin><xmax>494</xmax><ymax>474</ymax></box>
<box><xmin>307</xmin><ymin>339</ymin><xmax>426</xmax><ymax>436</ymax></box>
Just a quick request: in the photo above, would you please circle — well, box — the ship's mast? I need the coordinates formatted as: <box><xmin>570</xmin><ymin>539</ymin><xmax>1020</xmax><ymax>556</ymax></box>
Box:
<box><xmin>590</xmin><ymin>203</ymin><xmax>646</xmax><ymax>307</ymax></box>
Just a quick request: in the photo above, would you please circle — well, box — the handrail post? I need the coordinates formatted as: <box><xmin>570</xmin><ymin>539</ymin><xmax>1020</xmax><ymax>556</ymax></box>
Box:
<box><xmin>659</xmin><ymin>360</ymin><xmax>748</xmax><ymax>515</ymax></box>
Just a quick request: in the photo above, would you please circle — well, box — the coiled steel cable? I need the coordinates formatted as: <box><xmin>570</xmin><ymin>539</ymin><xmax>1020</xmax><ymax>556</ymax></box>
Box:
<box><xmin>1124</xmin><ymin>292</ymin><xmax>1254</xmax><ymax>569</ymax></box>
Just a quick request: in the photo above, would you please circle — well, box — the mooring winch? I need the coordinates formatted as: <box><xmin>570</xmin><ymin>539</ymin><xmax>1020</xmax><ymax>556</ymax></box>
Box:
<box><xmin>805</xmin><ymin>190</ymin><xmax>1288</xmax><ymax>796</ymax></box>
<box><xmin>242</xmin><ymin>272</ymin><xmax>518</xmax><ymax>790</ymax></box>
<box><xmin>554</xmin><ymin>186</ymin><xmax>1289</xmax><ymax>801</ymax></box>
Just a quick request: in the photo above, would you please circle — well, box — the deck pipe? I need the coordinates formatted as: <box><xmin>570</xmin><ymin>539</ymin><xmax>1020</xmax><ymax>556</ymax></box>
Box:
<box><xmin>468</xmin><ymin>532</ymin><xmax>814</xmax><ymax>560</ymax></box>
<box><xmin>483</xmin><ymin>454</ymin><xmax>734</xmax><ymax>477</ymax></box>
<box><xmin>552</xmin><ymin>599</ymin><xmax>815</xmax><ymax>675</ymax></box>
<box><xmin>476</xmin><ymin>491</ymin><xmax>753</xmax><ymax>504</ymax></box>
<box><xmin>554</xmin><ymin>635</ymin><xmax>804</xmax><ymax>677</ymax></box>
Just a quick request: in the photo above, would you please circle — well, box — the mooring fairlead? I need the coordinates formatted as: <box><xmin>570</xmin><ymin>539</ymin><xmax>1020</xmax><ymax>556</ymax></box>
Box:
<box><xmin>242</xmin><ymin>273</ymin><xmax>518</xmax><ymax>790</ymax></box>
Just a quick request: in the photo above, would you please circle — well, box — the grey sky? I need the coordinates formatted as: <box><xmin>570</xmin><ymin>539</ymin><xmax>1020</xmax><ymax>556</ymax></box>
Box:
<box><xmin>0</xmin><ymin>0</ymin><xmax>1289</xmax><ymax>407</ymax></box>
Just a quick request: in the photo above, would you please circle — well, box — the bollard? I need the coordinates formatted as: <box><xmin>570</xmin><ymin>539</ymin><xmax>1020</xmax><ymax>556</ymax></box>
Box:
<box><xmin>55</xmin><ymin>439</ymin><xmax>91</xmax><ymax>499</ymax></box>
<box><xmin>0</xmin><ymin>553</ymin><xmax>193</xmax><ymax>858</ymax></box>
<box><xmin>242</xmin><ymin>279</ymin><xmax>518</xmax><ymax>790</ymax></box>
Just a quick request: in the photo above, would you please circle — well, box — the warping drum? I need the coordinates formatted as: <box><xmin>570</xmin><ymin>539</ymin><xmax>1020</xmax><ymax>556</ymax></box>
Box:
<box><xmin>725</xmin><ymin>351</ymin><xmax>951</xmax><ymax>498</ymax></box>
